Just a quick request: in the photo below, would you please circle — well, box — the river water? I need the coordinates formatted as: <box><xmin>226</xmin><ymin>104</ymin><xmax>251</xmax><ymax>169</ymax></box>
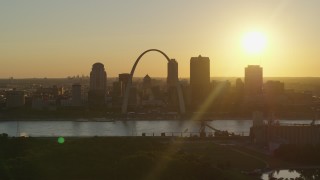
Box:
<box><xmin>261</xmin><ymin>169</ymin><xmax>320</xmax><ymax>179</ymax></box>
<box><xmin>0</xmin><ymin>119</ymin><xmax>317</xmax><ymax>137</ymax></box>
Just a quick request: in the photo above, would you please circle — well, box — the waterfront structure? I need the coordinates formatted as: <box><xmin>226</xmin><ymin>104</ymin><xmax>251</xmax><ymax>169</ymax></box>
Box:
<box><xmin>250</xmin><ymin>112</ymin><xmax>320</xmax><ymax>146</ymax></box>
<box><xmin>190</xmin><ymin>55</ymin><xmax>211</xmax><ymax>109</ymax></box>
<box><xmin>6</xmin><ymin>90</ymin><xmax>25</xmax><ymax>108</ymax></box>
<box><xmin>244</xmin><ymin>65</ymin><xmax>263</xmax><ymax>96</ymax></box>
<box><xmin>167</xmin><ymin>59</ymin><xmax>178</xmax><ymax>87</ymax></box>
<box><xmin>88</xmin><ymin>63</ymin><xmax>107</xmax><ymax>106</ymax></box>
<box><xmin>72</xmin><ymin>84</ymin><xmax>82</xmax><ymax>106</ymax></box>
<box><xmin>251</xmin><ymin>123</ymin><xmax>320</xmax><ymax>145</ymax></box>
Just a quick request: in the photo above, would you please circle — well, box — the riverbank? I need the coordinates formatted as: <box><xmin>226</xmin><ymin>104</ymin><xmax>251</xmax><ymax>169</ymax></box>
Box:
<box><xmin>0</xmin><ymin>116</ymin><xmax>316</xmax><ymax>122</ymax></box>
<box><xmin>0</xmin><ymin>117</ymin><xmax>252</xmax><ymax>121</ymax></box>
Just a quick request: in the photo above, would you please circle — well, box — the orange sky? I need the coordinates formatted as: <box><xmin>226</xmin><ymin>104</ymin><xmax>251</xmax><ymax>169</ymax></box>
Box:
<box><xmin>1</xmin><ymin>0</ymin><xmax>320</xmax><ymax>78</ymax></box>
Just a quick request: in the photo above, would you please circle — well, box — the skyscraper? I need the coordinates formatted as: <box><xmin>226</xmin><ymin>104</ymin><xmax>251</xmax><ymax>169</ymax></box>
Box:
<box><xmin>244</xmin><ymin>65</ymin><xmax>263</xmax><ymax>96</ymax></box>
<box><xmin>167</xmin><ymin>59</ymin><xmax>178</xmax><ymax>87</ymax></box>
<box><xmin>88</xmin><ymin>63</ymin><xmax>107</xmax><ymax>106</ymax></box>
<box><xmin>90</xmin><ymin>63</ymin><xmax>107</xmax><ymax>91</ymax></box>
<box><xmin>167</xmin><ymin>59</ymin><xmax>179</xmax><ymax>110</ymax></box>
<box><xmin>190</xmin><ymin>55</ymin><xmax>211</xmax><ymax>109</ymax></box>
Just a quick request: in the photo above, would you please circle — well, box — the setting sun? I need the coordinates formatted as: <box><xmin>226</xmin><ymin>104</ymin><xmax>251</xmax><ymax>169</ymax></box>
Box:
<box><xmin>242</xmin><ymin>31</ymin><xmax>267</xmax><ymax>55</ymax></box>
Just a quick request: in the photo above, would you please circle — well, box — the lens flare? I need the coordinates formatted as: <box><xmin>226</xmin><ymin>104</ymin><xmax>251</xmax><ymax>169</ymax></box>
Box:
<box><xmin>58</xmin><ymin>137</ymin><xmax>65</xmax><ymax>144</ymax></box>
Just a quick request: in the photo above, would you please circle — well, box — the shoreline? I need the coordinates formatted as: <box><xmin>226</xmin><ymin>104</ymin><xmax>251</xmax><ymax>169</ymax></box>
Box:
<box><xmin>0</xmin><ymin>117</ymin><xmax>316</xmax><ymax>122</ymax></box>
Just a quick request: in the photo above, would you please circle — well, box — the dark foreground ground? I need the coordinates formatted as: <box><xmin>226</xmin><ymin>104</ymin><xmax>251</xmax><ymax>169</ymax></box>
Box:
<box><xmin>0</xmin><ymin>136</ymin><xmax>314</xmax><ymax>180</ymax></box>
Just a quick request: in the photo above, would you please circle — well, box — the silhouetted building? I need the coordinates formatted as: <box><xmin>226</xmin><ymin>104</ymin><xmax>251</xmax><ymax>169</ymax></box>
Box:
<box><xmin>31</xmin><ymin>98</ymin><xmax>56</xmax><ymax>110</ymax></box>
<box><xmin>143</xmin><ymin>74</ymin><xmax>152</xmax><ymax>89</ymax></box>
<box><xmin>245</xmin><ymin>65</ymin><xmax>263</xmax><ymax>96</ymax></box>
<box><xmin>119</xmin><ymin>73</ymin><xmax>130</xmax><ymax>96</ymax></box>
<box><xmin>210</xmin><ymin>80</ymin><xmax>231</xmax><ymax>107</ymax></box>
<box><xmin>235</xmin><ymin>78</ymin><xmax>245</xmax><ymax>94</ymax></box>
<box><xmin>6</xmin><ymin>90</ymin><xmax>25</xmax><ymax>108</ymax></box>
<box><xmin>190</xmin><ymin>55</ymin><xmax>211</xmax><ymax>109</ymax></box>
<box><xmin>90</xmin><ymin>63</ymin><xmax>107</xmax><ymax>91</ymax></box>
<box><xmin>112</xmin><ymin>82</ymin><xmax>122</xmax><ymax>97</ymax></box>
<box><xmin>250</xmin><ymin>117</ymin><xmax>320</xmax><ymax>146</ymax></box>
<box><xmin>151</xmin><ymin>86</ymin><xmax>161</xmax><ymax>100</ymax></box>
<box><xmin>264</xmin><ymin>81</ymin><xmax>284</xmax><ymax>96</ymax></box>
<box><xmin>128</xmin><ymin>86</ymin><xmax>138</xmax><ymax>106</ymax></box>
<box><xmin>88</xmin><ymin>63</ymin><xmax>107</xmax><ymax>106</ymax></box>
<box><xmin>235</xmin><ymin>78</ymin><xmax>245</xmax><ymax>105</ymax></box>
<box><xmin>72</xmin><ymin>84</ymin><xmax>82</xmax><ymax>106</ymax></box>
<box><xmin>167</xmin><ymin>86</ymin><xmax>179</xmax><ymax>110</ymax></box>
<box><xmin>167</xmin><ymin>59</ymin><xmax>179</xmax><ymax>110</ymax></box>
<box><xmin>111</xmin><ymin>81</ymin><xmax>122</xmax><ymax>107</ymax></box>
<box><xmin>167</xmin><ymin>59</ymin><xmax>178</xmax><ymax>87</ymax></box>
<box><xmin>264</xmin><ymin>81</ymin><xmax>285</xmax><ymax>110</ymax></box>
<box><xmin>35</xmin><ymin>85</ymin><xmax>63</xmax><ymax>98</ymax></box>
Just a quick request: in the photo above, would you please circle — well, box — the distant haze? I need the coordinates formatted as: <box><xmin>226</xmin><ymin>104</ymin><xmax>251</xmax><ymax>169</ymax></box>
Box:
<box><xmin>1</xmin><ymin>0</ymin><xmax>320</xmax><ymax>78</ymax></box>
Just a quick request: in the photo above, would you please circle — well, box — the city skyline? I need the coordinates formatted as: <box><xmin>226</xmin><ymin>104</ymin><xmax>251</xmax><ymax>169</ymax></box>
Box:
<box><xmin>1</xmin><ymin>1</ymin><xmax>320</xmax><ymax>78</ymax></box>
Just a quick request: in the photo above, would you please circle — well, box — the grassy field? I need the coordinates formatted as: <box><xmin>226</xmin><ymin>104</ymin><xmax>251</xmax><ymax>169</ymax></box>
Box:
<box><xmin>0</xmin><ymin>136</ymin><xmax>266</xmax><ymax>180</ymax></box>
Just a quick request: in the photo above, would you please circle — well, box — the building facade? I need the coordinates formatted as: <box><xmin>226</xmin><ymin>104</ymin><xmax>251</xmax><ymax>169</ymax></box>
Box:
<box><xmin>119</xmin><ymin>73</ymin><xmax>130</xmax><ymax>97</ymax></box>
<box><xmin>190</xmin><ymin>55</ymin><xmax>211</xmax><ymax>110</ymax></box>
<box><xmin>88</xmin><ymin>63</ymin><xmax>107</xmax><ymax>106</ymax></box>
<box><xmin>6</xmin><ymin>90</ymin><xmax>25</xmax><ymax>108</ymax></box>
<box><xmin>90</xmin><ymin>63</ymin><xmax>107</xmax><ymax>91</ymax></box>
<box><xmin>244</xmin><ymin>65</ymin><xmax>263</xmax><ymax>96</ymax></box>
<box><xmin>167</xmin><ymin>59</ymin><xmax>178</xmax><ymax>87</ymax></box>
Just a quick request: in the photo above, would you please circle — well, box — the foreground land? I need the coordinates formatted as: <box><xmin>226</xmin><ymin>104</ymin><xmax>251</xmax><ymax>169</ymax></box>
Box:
<box><xmin>1</xmin><ymin>136</ymin><xmax>318</xmax><ymax>180</ymax></box>
<box><xmin>0</xmin><ymin>136</ymin><xmax>268</xmax><ymax>180</ymax></box>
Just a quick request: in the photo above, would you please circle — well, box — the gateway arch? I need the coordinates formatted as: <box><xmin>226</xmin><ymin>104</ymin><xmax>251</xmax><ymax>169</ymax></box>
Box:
<box><xmin>121</xmin><ymin>49</ymin><xmax>186</xmax><ymax>114</ymax></box>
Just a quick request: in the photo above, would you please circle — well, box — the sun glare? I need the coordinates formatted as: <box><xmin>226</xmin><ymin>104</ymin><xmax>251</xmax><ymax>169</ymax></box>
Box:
<box><xmin>242</xmin><ymin>31</ymin><xmax>267</xmax><ymax>54</ymax></box>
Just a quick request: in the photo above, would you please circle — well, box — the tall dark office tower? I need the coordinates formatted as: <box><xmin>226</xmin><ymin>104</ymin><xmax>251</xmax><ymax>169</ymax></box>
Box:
<box><xmin>88</xmin><ymin>63</ymin><xmax>107</xmax><ymax>106</ymax></box>
<box><xmin>90</xmin><ymin>63</ymin><xmax>107</xmax><ymax>91</ymax></box>
<box><xmin>119</xmin><ymin>73</ymin><xmax>130</xmax><ymax>97</ymax></box>
<box><xmin>167</xmin><ymin>59</ymin><xmax>178</xmax><ymax>87</ymax></box>
<box><xmin>190</xmin><ymin>55</ymin><xmax>210</xmax><ymax>109</ymax></box>
<box><xmin>244</xmin><ymin>65</ymin><xmax>263</xmax><ymax>95</ymax></box>
<box><xmin>167</xmin><ymin>59</ymin><xmax>179</xmax><ymax>110</ymax></box>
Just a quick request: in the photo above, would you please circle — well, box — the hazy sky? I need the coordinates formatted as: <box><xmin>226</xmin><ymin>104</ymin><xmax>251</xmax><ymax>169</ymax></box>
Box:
<box><xmin>1</xmin><ymin>0</ymin><xmax>320</xmax><ymax>78</ymax></box>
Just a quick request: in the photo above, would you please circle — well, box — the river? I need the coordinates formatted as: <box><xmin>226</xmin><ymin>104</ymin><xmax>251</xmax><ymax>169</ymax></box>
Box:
<box><xmin>0</xmin><ymin>119</ymin><xmax>318</xmax><ymax>137</ymax></box>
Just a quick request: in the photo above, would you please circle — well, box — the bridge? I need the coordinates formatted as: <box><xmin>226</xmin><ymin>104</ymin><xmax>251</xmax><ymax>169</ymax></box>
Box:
<box><xmin>121</xmin><ymin>49</ymin><xmax>186</xmax><ymax>114</ymax></box>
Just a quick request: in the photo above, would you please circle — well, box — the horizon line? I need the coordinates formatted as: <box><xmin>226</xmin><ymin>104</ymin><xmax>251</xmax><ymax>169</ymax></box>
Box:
<box><xmin>1</xmin><ymin>76</ymin><xmax>320</xmax><ymax>79</ymax></box>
